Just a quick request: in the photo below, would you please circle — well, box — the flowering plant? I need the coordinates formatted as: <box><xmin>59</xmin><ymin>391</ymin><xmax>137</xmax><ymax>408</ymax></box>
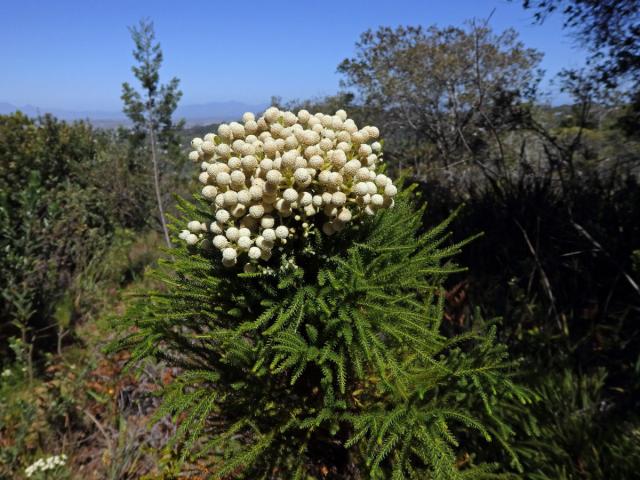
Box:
<box><xmin>179</xmin><ymin>108</ymin><xmax>396</xmax><ymax>269</ymax></box>
<box><xmin>113</xmin><ymin>108</ymin><xmax>530</xmax><ymax>479</ymax></box>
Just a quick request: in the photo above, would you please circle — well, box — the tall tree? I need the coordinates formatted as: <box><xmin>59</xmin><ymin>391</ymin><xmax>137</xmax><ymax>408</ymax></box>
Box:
<box><xmin>522</xmin><ymin>0</ymin><xmax>640</xmax><ymax>86</ymax></box>
<box><xmin>337</xmin><ymin>22</ymin><xmax>542</xmax><ymax>174</ymax></box>
<box><xmin>121</xmin><ymin>19</ymin><xmax>182</xmax><ymax>248</ymax></box>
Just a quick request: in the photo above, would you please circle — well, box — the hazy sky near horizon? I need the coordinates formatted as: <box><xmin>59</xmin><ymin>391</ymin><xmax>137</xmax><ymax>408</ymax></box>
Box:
<box><xmin>0</xmin><ymin>0</ymin><xmax>587</xmax><ymax>111</ymax></box>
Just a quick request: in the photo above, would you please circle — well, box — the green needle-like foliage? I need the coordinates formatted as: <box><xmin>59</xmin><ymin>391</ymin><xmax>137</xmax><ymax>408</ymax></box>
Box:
<box><xmin>111</xmin><ymin>186</ymin><xmax>532</xmax><ymax>479</ymax></box>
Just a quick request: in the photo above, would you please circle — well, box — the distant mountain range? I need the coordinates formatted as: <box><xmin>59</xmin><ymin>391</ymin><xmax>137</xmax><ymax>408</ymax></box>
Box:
<box><xmin>0</xmin><ymin>100</ymin><xmax>270</xmax><ymax>127</ymax></box>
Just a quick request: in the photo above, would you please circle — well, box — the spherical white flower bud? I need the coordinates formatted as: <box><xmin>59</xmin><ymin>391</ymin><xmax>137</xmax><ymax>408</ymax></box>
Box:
<box><xmin>229</xmin><ymin>122</ymin><xmax>245</xmax><ymax>138</ymax></box>
<box><xmin>371</xmin><ymin>141</ymin><xmax>382</xmax><ymax>152</ymax></box>
<box><xmin>222</xmin><ymin>247</ymin><xmax>237</xmax><ymax>261</ymax></box>
<box><xmin>312</xmin><ymin>123</ymin><xmax>324</xmax><ymax>134</ymax></box>
<box><xmin>366</xmin><ymin>154</ymin><xmax>378</xmax><ymax>166</ymax></box>
<box><xmin>238</xmin><ymin>236</ymin><xmax>252</xmax><ymax>250</ymax></box>
<box><xmin>241</xmin><ymin>155</ymin><xmax>258</xmax><ymax>172</ymax></box>
<box><xmin>228</xmin><ymin>156</ymin><xmax>242</xmax><ymax>169</ymax></box>
<box><xmin>366</xmin><ymin>181</ymin><xmax>377</xmax><ymax>195</ymax></box>
<box><xmin>331</xmin><ymin>149</ymin><xmax>347</xmax><ymax>168</ymax></box>
<box><xmin>328</xmin><ymin>172</ymin><xmax>343</xmax><ymax>187</ymax></box>
<box><xmin>311</xmin><ymin>195</ymin><xmax>323</xmax><ymax>207</ymax></box>
<box><xmin>262</xmin><ymin>228</ymin><xmax>276</xmax><ymax>242</ymax></box>
<box><xmin>225</xmin><ymin>227</ymin><xmax>240</xmax><ymax>242</ymax></box>
<box><xmin>275</xmin><ymin>225</ymin><xmax>289</xmax><ymax>239</ymax></box>
<box><xmin>371</xmin><ymin>193</ymin><xmax>384</xmax><ymax>207</ymax></box>
<box><xmin>361</xmin><ymin>193</ymin><xmax>371</xmax><ymax>205</ymax></box>
<box><xmin>285</xmin><ymin>135</ymin><xmax>299</xmax><ymax>150</ymax></box>
<box><xmin>263</xmin><ymin>140</ymin><xmax>278</xmax><ymax>157</ymax></box>
<box><xmin>320</xmin><ymin>192</ymin><xmax>332</xmax><ymax>205</ymax></box>
<box><xmin>375</xmin><ymin>174</ymin><xmax>390</xmax><ymax>188</ymax></box>
<box><xmin>179</xmin><ymin>230</ymin><xmax>189</xmax><ymax>240</ymax></box>
<box><xmin>335</xmin><ymin>109</ymin><xmax>347</xmax><ymax>121</ymax></box>
<box><xmin>299</xmin><ymin>191</ymin><xmax>312</xmax><ymax>207</ymax></box>
<box><xmin>247</xmin><ymin>204</ymin><xmax>264</xmax><ymax>219</ymax></box>
<box><xmin>237</xmin><ymin>189</ymin><xmax>252</xmax><ymax>205</ymax></box>
<box><xmin>232</xmin><ymin>140</ymin><xmax>244</xmax><ymax>154</ymax></box>
<box><xmin>302</xmin><ymin>130</ymin><xmax>320</xmax><ymax>146</ymax></box>
<box><xmin>283</xmin><ymin>111</ymin><xmax>298</xmax><ymax>126</ymax></box>
<box><xmin>338</xmin><ymin>208</ymin><xmax>352</xmax><ymax>222</ymax></box>
<box><xmin>318</xmin><ymin>170</ymin><xmax>330</xmax><ymax>185</ymax></box>
<box><xmin>336</xmin><ymin>141</ymin><xmax>351</xmax><ymax>153</ymax></box>
<box><xmin>202</xmin><ymin>185</ymin><xmax>217</xmax><ymax>199</ymax></box>
<box><xmin>260</xmin><ymin>215</ymin><xmax>275</xmax><ymax>229</ymax></box>
<box><xmin>216</xmin><ymin>171</ymin><xmax>231</xmax><ymax>186</ymax></box>
<box><xmin>366</xmin><ymin>126</ymin><xmax>380</xmax><ymax>139</ymax></box>
<box><xmin>281</xmin><ymin>150</ymin><xmax>297</xmax><ymax>169</ymax></box>
<box><xmin>322</xmin><ymin>128</ymin><xmax>336</xmax><ymax>140</ymax></box>
<box><xmin>248</xmin><ymin>246</ymin><xmax>262</xmax><ymax>260</ymax></box>
<box><xmin>249</xmin><ymin>185</ymin><xmax>263</xmax><ymax>200</ymax></box>
<box><xmin>297</xmin><ymin>109</ymin><xmax>311</xmax><ymax>123</ymax></box>
<box><xmin>264</xmin><ymin>107</ymin><xmax>280</xmax><ymax>123</ymax></box>
<box><xmin>354</xmin><ymin>182</ymin><xmax>369</xmax><ymax>196</ymax></box>
<box><xmin>245</xmin><ymin>120</ymin><xmax>258</xmax><ymax>134</ymax></box>
<box><xmin>266</xmin><ymin>169</ymin><xmax>282</xmax><ymax>185</ymax></box>
<box><xmin>191</xmin><ymin>137</ymin><xmax>204</xmax><ymax>149</ymax></box>
<box><xmin>242</xmin><ymin>112</ymin><xmax>255</xmax><ymax>123</ymax></box>
<box><xmin>303</xmin><ymin>205</ymin><xmax>317</xmax><ymax>216</ymax></box>
<box><xmin>270</xmin><ymin>122</ymin><xmax>284</xmax><ymax>138</ymax></box>
<box><xmin>218</xmin><ymin>124</ymin><xmax>232</xmax><ymax>139</ymax></box>
<box><xmin>355</xmin><ymin>168</ymin><xmax>371</xmax><ymax>181</ymax></box>
<box><xmin>186</xmin><ymin>233</ymin><xmax>199</xmax><ymax>245</ymax></box>
<box><xmin>215</xmin><ymin>209</ymin><xmax>230</xmax><ymax>223</ymax></box>
<box><xmin>343</xmin><ymin>119</ymin><xmax>358</xmax><ymax>134</ymax></box>
<box><xmin>202</xmin><ymin>141</ymin><xmax>216</xmax><ymax>155</ymax></box>
<box><xmin>213</xmin><ymin>235</ymin><xmax>228</xmax><ymax>249</ymax></box>
<box><xmin>307</xmin><ymin>155</ymin><xmax>323</xmax><ymax>169</ymax></box>
<box><xmin>319</xmin><ymin>138</ymin><xmax>333</xmax><ymax>151</ymax></box>
<box><xmin>364</xmin><ymin>205</ymin><xmax>376</xmax><ymax>216</ymax></box>
<box><xmin>230</xmin><ymin>170</ymin><xmax>246</xmax><ymax>185</ymax></box>
<box><xmin>215</xmin><ymin>143</ymin><xmax>232</xmax><ymax>158</ymax></box>
<box><xmin>188</xmin><ymin>220</ymin><xmax>202</xmax><ymax>232</ymax></box>
<box><xmin>223</xmin><ymin>190</ymin><xmax>238</xmax><ymax>207</ymax></box>
<box><xmin>210</xmin><ymin>222</ymin><xmax>223</xmax><ymax>234</ymax></box>
<box><xmin>358</xmin><ymin>144</ymin><xmax>373</xmax><ymax>157</ymax></box>
<box><xmin>206</xmin><ymin>162</ymin><xmax>221</xmax><ymax>176</ymax></box>
<box><xmin>332</xmin><ymin>191</ymin><xmax>347</xmax><ymax>206</ymax></box>
<box><xmin>201</xmin><ymin>161</ymin><xmax>210</xmax><ymax>171</ymax></box>
<box><xmin>282</xmin><ymin>188</ymin><xmax>298</xmax><ymax>202</ymax></box>
<box><xmin>199</xmin><ymin>172</ymin><xmax>209</xmax><ymax>185</ymax></box>
<box><xmin>293</xmin><ymin>168</ymin><xmax>310</xmax><ymax>184</ymax></box>
<box><xmin>343</xmin><ymin>160</ymin><xmax>361</xmax><ymax>176</ymax></box>
<box><xmin>214</xmin><ymin>194</ymin><xmax>225</xmax><ymax>208</ymax></box>
<box><xmin>384</xmin><ymin>184</ymin><xmax>398</xmax><ymax>197</ymax></box>
<box><xmin>237</xmin><ymin>227</ymin><xmax>250</xmax><ymax>238</ymax></box>
<box><xmin>189</xmin><ymin>150</ymin><xmax>200</xmax><ymax>162</ymax></box>
<box><xmin>336</xmin><ymin>130</ymin><xmax>351</xmax><ymax>143</ymax></box>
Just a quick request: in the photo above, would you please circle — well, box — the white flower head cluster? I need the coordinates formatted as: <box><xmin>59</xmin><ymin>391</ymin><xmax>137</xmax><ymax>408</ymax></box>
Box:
<box><xmin>179</xmin><ymin>108</ymin><xmax>396</xmax><ymax>269</ymax></box>
<box><xmin>25</xmin><ymin>454</ymin><xmax>67</xmax><ymax>478</ymax></box>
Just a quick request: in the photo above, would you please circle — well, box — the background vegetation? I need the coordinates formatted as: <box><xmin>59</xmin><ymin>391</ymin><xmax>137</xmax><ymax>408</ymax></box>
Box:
<box><xmin>1</xmin><ymin>2</ymin><xmax>639</xmax><ymax>478</ymax></box>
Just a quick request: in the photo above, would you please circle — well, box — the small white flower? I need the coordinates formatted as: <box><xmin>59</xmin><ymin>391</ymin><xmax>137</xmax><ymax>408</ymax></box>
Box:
<box><xmin>222</xmin><ymin>247</ymin><xmax>238</xmax><ymax>261</ymax></box>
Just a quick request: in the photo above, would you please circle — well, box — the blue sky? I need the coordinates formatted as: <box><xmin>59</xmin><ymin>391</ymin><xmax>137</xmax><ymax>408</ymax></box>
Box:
<box><xmin>0</xmin><ymin>0</ymin><xmax>586</xmax><ymax>110</ymax></box>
